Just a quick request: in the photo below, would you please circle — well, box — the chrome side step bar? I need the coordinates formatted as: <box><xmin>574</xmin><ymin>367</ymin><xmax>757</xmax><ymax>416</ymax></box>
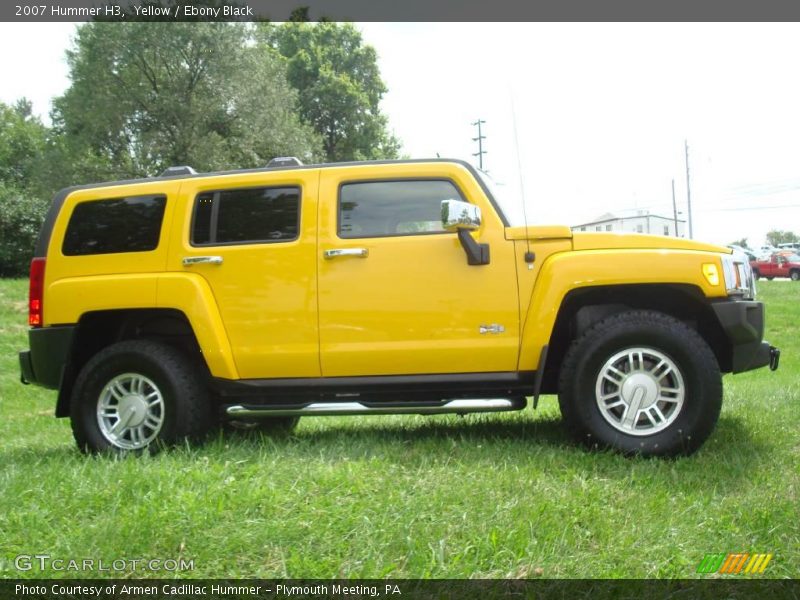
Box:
<box><xmin>226</xmin><ymin>397</ymin><xmax>526</xmax><ymax>418</ymax></box>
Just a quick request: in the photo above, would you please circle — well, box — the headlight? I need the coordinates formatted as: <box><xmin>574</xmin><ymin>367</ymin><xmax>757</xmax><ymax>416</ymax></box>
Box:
<box><xmin>722</xmin><ymin>251</ymin><xmax>756</xmax><ymax>300</ymax></box>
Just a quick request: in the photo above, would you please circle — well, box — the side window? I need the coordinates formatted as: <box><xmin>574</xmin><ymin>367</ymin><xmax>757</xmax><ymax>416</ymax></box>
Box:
<box><xmin>192</xmin><ymin>186</ymin><xmax>300</xmax><ymax>246</ymax></box>
<box><xmin>339</xmin><ymin>180</ymin><xmax>463</xmax><ymax>239</ymax></box>
<box><xmin>62</xmin><ymin>195</ymin><xmax>166</xmax><ymax>256</ymax></box>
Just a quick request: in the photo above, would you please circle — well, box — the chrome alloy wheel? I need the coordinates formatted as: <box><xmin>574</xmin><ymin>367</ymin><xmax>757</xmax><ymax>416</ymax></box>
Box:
<box><xmin>96</xmin><ymin>373</ymin><xmax>164</xmax><ymax>450</ymax></box>
<box><xmin>594</xmin><ymin>347</ymin><xmax>685</xmax><ymax>436</ymax></box>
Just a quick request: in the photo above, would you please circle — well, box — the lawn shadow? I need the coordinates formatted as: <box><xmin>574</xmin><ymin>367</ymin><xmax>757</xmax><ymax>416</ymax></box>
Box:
<box><xmin>219</xmin><ymin>410</ymin><xmax>574</xmax><ymax>457</ymax></box>
<box><xmin>3</xmin><ymin>412</ymin><xmax>775</xmax><ymax>493</ymax></box>
<box><xmin>217</xmin><ymin>410</ymin><xmax>779</xmax><ymax>490</ymax></box>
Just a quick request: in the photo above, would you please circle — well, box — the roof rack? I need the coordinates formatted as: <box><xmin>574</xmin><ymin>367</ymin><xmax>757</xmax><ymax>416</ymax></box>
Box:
<box><xmin>160</xmin><ymin>166</ymin><xmax>197</xmax><ymax>177</ymax></box>
<box><xmin>266</xmin><ymin>157</ymin><xmax>303</xmax><ymax>168</ymax></box>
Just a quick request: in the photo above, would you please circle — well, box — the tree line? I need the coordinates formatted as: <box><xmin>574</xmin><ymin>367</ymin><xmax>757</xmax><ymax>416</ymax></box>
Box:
<box><xmin>0</xmin><ymin>21</ymin><xmax>400</xmax><ymax>276</ymax></box>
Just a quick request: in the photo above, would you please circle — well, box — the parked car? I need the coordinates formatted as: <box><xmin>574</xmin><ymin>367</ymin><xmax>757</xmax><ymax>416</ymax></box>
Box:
<box><xmin>757</xmin><ymin>244</ymin><xmax>778</xmax><ymax>260</ymax></box>
<box><xmin>777</xmin><ymin>242</ymin><xmax>800</xmax><ymax>253</ymax></box>
<box><xmin>727</xmin><ymin>244</ymin><xmax>757</xmax><ymax>261</ymax></box>
<box><xmin>750</xmin><ymin>253</ymin><xmax>800</xmax><ymax>280</ymax></box>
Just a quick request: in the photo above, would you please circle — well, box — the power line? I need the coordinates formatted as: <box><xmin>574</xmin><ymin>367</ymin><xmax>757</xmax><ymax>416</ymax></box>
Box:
<box><xmin>685</xmin><ymin>139</ymin><xmax>694</xmax><ymax>239</ymax></box>
<box><xmin>471</xmin><ymin>119</ymin><xmax>486</xmax><ymax>171</ymax></box>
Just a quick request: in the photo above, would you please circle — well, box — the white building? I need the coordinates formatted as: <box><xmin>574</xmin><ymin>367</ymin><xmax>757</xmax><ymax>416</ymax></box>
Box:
<box><xmin>572</xmin><ymin>210</ymin><xmax>686</xmax><ymax>237</ymax></box>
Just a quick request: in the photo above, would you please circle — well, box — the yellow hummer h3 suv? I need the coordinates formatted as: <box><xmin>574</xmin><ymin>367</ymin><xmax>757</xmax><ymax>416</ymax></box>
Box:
<box><xmin>18</xmin><ymin>158</ymin><xmax>779</xmax><ymax>456</ymax></box>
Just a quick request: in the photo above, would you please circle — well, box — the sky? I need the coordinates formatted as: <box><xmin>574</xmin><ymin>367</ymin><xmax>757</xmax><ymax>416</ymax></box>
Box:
<box><xmin>1</xmin><ymin>22</ymin><xmax>799</xmax><ymax>247</ymax></box>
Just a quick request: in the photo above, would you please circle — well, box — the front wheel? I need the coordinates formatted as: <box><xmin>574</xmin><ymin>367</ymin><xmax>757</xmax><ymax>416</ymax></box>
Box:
<box><xmin>70</xmin><ymin>340</ymin><xmax>212</xmax><ymax>454</ymax></box>
<box><xmin>790</xmin><ymin>270</ymin><xmax>800</xmax><ymax>281</ymax></box>
<box><xmin>558</xmin><ymin>310</ymin><xmax>722</xmax><ymax>457</ymax></box>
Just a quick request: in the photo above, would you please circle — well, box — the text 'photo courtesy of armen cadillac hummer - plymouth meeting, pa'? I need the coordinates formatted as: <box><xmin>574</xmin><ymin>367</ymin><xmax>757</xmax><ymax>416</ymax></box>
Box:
<box><xmin>19</xmin><ymin>157</ymin><xmax>780</xmax><ymax>457</ymax></box>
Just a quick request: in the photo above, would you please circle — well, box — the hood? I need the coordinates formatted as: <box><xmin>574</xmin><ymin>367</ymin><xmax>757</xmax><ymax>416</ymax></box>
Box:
<box><xmin>504</xmin><ymin>227</ymin><xmax>729</xmax><ymax>254</ymax></box>
<box><xmin>504</xmin><ymin>225</ymin><xmax>573</xmax><ymax>241</ymax></box>
<box><xmin>572</xmin><ymin>231</ymin><xmax>728</xmax><ymax>254</ymax></box>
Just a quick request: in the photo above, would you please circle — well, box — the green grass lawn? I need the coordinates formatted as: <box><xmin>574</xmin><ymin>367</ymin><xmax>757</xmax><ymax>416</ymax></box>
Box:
<box><xmin>0</xmin><ymin>278</ymin><xmax>797</xmax><ymax>579</ymax></box>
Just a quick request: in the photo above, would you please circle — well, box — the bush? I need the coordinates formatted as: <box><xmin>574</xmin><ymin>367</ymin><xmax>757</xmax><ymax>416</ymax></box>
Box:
<box><xmin>0</xmin><ymin>183</ymin><xmax>46</xmax><ymax>277</ymax></box>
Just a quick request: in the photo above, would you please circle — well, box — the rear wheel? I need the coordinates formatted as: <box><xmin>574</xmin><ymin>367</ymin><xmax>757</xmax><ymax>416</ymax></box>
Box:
<box><xmin>558</xmin><ymin>310</ymin><xmax>722</xmax><ymax>457</ymax></box>
<box><xmin>70</xmin><ymin>340</ymin><xmax>212</xmax><ymax>454</ymax></box>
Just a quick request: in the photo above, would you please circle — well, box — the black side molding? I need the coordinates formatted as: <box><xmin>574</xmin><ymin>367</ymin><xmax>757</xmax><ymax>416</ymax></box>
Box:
<box><xmin>213</xmin><ymin>371</ymin><xmax>536</xmax><ymax>404</ymax></box>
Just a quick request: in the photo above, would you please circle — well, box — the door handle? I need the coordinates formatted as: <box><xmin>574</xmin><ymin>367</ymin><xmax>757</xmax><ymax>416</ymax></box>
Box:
<box><xmin>182</xmin><ymin>256</ymin><xmax>223</xmax><ymax>266</ymax></box>
<box><xmin>323</xmin><ymin>248</ymin><xmax>369</xmax><ymax>259</ymax></box>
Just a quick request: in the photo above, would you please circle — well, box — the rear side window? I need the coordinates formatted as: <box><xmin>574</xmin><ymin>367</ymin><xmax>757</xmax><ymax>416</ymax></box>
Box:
<box><xmin>192</xmin><ymin>186</ymin><xmax>300</xmax><ymax>245</ymax></box>
<box><xmin>62</xmin><ymin>195</ymin><xmax>167</xmax><ymax>256</ymax></box>
<box><xmin>339</xmin><ymin>180</ymin><xmax>462</xmax><ymax>238</ymax></box>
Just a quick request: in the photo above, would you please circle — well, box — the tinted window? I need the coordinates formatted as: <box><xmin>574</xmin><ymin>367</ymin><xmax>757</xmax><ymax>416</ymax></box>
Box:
<box><xmin>339</xmin><ymin>180</ymin><xmax>463</xmax><ymax>238</ymax></box>
<box><xmin>62</xmin><ymin>195</ymin><xmax>166</xmax><ymax>256</ymax></box>
<box><xmin>192</xmin><ymin>187</ymin><xmax>300</xmax><ymax>245</ymax></box>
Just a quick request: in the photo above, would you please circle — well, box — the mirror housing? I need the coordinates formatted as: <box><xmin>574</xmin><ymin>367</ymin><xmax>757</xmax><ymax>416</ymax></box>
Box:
<box><xmin>441</xmin><ymin>199</ymin><xmax>481</xmax><ymax>231</ymax></box>
<box><xmin>441</xmin><ymin>199</ymin><xmax>490</xmax><ymax>266</ymax></box>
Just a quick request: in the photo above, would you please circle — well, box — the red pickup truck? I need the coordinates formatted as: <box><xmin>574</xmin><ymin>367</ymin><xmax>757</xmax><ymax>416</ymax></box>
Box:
<box><xmin>750</xmin><ymin>253</ymin><xmax>800</xmax><ymax>280</ymax></box>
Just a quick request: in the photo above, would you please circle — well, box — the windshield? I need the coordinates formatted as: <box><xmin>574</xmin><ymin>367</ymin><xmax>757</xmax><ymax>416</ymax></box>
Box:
<box><xmin>474</xmin><ymin>169</ymin><xmax>527</xmax><ymax>226</ymax></box>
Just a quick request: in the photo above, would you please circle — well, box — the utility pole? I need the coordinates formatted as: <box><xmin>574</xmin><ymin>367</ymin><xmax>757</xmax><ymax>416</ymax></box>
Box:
<box><xmin>472</xmin><ymin>119</ymin><xmax>486</xmax><ymax>171</ymax></box>
<box><xmin>671</xmin><ymin>179</ymin><xmax>679</xmax><ymax>237</ymax></box>
<box><xmin>684</xmin><ymin>139</ymin><xmax>694</xmax><ymax>239</ymax></box>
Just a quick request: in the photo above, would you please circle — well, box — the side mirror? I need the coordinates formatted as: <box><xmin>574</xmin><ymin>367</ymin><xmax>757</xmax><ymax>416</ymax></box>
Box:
<box><xmin>441</xmin><ymin>199</ymin><xmax>481</xmax><ymax>231</ymax></box>
<box><xmin>441</xmin><ymin>199</ymin><xmax>490</xmax><ymax>266</ymax></box>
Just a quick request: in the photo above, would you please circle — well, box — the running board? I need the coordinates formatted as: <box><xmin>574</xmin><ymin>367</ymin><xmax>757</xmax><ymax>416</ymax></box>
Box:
<box><xmin>226</xmin><ymin>397</ymin><xmax>526</xmax><ymax>418</ymax></box>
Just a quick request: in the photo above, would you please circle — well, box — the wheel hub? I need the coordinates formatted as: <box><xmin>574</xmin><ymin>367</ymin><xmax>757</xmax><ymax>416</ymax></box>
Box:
<box><xmin>595</xmin><ymin>347</ymin><xmax>685</xmax><ymax>436</ymax></box>
<box><xmin>117</xmin><ymin>394</ymin><xmax>149</xmax><ymax>428</ymax></box>
<box><xmin>96</xmin><ymin>373</ymin><xmax>164</xmax><ymax>450</ymax></box>
<box><xmin>620</xmin><ymin>373</ymin><xmax>659</xmax><ymax>409</ymax></box>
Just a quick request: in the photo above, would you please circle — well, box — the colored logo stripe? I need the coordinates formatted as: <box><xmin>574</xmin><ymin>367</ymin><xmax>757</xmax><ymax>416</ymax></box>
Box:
<box><xmin>697</xmin><ymin>553</ymin><xmax>773</xmax><ymax>574</ymax></box>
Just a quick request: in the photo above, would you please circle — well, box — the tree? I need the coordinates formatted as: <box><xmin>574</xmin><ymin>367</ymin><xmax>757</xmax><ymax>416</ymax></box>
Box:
<box><xmin>766</xmin><ymin>229</ymin><xmax>799</xmax><ymax>247</ymax></box>
<box><xmin>0</xmin><ymin>183</ymin><xmax>44</xmax><ymax>277</ymax></box>
<box><xmin>728</xmin><ymin>237</ymin><xmax>749</xmax><ymax>249</ymax></box>
<box><xmin>0</xmin><ymin>100</ymin><xmax>48</xmax><ymax>191</ymax></box>
<box><xmin>0</xmin><ymin>100</ymin><xmax>52</xmax><ymax>276</ymax></box>
<box><xmin>260</xmin><ymin>21</ymin><xmax>400</xmax><ymax>162</ymax></box>
<box><xmin>52</xmin><ymin>22</ymin><xmax>321</xmax><ymax>180</ymax></box>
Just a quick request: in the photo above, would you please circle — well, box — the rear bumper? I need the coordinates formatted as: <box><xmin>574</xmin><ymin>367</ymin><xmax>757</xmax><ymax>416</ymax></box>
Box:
<box><xmin>18</xmin><ymin>325</ymin><xmax>76</xmax><ymax>389</ymax></box>
<box><xmin>711</xmin><ymin>300</ymin><xmax>779</xmax><ymax>373</ymax></box>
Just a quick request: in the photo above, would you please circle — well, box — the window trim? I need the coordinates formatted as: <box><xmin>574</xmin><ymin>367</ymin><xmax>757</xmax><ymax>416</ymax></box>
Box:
<box><xmin>61</xmin><ymin>194</ymin><xmax>167</xmax><ymax>257</ymax></box>
<box><xmin>336</xmin><ymin>177</ymin><xmax>468</xmax><ymax>240</ymax></box>
<box><xmin>189</xmin><ymin>184</ymin><xmax>302</xmax><ymax>248</ymax></box>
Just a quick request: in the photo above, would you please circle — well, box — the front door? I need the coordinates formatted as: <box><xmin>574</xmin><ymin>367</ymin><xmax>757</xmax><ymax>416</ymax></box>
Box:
<box><xmin>316</xmin><ymin>163</ymin><xmax>520</xmax><ymax>377</ymax></box>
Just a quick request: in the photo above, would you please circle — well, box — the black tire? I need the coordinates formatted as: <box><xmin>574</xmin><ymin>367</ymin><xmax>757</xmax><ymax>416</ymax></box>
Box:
<box><xmin>70</xmin><ymin>340</ymin><xmax>212</xmax><ymax>454</ymax></box>
<box><xmin>753</xmin><ymin>269</ymin><xmax>760</xmax><ymax>280</ymax></box>
<box><xmin>558</xmin><ymin>310</ymin><xmax>722</xmax><ymax>457</ymax></box>
<box><xmin>225</xmin><ymin>416</ymin><xmax>300</xmax><ymax>435</ymax></box>
<box><xmin>790</xmin><ymin>270</ymin><xmax>800</xmax><ymax>281</ymax></box>
<box><xmin>766</xmin><ymin>276</ymin><xmax>774</xmax><ymax>280</ymax></box>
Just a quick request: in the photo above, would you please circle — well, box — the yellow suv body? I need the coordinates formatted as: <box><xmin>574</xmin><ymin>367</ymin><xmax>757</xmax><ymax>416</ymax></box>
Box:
<box><xmin>19</xmin><ymin>159</ymin><xmax>779</xmax><ymax>456</ymax></box>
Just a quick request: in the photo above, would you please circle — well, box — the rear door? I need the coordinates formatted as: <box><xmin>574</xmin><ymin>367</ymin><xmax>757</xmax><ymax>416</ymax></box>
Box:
<box><xmin>168</xmin><ymin>170</ymin><xmax>320</xmax><ymax>379</ymax></box>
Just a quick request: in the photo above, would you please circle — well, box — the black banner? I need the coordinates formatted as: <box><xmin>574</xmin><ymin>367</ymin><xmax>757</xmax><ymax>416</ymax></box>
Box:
<box><xmin>4</xmin><ymin>0</ymin><xmax>800</xmax><ymax>22</ymax></box>
<box><xmin>2</xmin><ymin>579</ymin><xmax>800</xmax><ymax>600</ymax></box>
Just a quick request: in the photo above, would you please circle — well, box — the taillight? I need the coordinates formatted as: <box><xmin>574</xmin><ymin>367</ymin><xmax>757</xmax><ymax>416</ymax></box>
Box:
<box><xmin>28</xmin><ymin>257</ymin><xmax>45</xmax><ymax>327</ymax></box>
